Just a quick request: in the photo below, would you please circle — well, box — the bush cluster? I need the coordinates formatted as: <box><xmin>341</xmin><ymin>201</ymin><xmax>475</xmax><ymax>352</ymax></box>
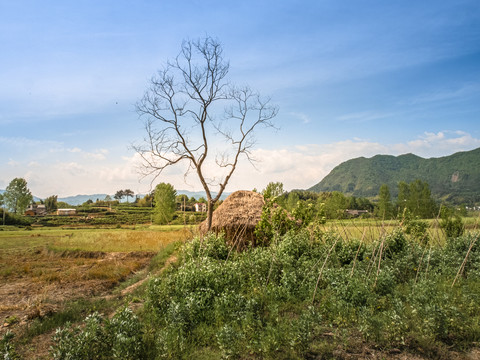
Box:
<box><xmin>51</xmin><ymin>308</ymin><xmax>146</xmax><ymax>359</ymax></box>
<box><xmin>51</xmin><ymin>230</ymin><xmax>480</xmax><ymax>359</ymax></box>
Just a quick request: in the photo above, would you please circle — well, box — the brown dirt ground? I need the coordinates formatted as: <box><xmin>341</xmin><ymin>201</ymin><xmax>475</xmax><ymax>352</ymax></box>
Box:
<box><xmin>0</xmin><ymin>250</ymin><xmax>156</xmax><ymax>358</ymax></box>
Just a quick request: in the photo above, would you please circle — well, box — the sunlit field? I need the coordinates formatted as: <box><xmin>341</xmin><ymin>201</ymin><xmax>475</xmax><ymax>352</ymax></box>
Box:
<box><xmin>319</xmin><ymin>216</ymin><xmax>480</xmax><ymax>245</ymax></box>
<box><xmin>0</xmin><ymin>225</ymin><xmax>194</xmax><ymax>252</ymax></box>
<box><xmin>0</xmin><ymin>225</ymin><xmax>191</xmax><ymax>358</ymax></box>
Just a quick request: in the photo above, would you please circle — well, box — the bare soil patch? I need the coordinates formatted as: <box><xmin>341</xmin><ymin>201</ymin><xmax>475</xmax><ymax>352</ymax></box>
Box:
<box><xmin>0</xmin><ymin>249</ymin><xmax>155</xmax><ymax>337</ymax></box>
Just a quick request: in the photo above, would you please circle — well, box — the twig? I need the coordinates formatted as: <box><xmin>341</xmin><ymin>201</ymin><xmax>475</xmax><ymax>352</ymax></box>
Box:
<box><xmin>350</xmin><ymin>228</ymin><xmax>367</xmax><ymax>278</ymax></box>
<box><xmin>373</xmin><ymin>237</ymin><xmax>385</xmax><ymax>288</ymax></box>
<box><xmin>452</xmin><ymin>234</ymin><xmax>478</xmax><ymax>287</ymax></box>
<box><xmin>312</xmin><ymin>237</ymin><xmax>338</xmax><ymax>304</ymax></box>
<box><xmin>414</xmin><ymin>244</ymin><xmax>429</xmax><ymax>286</ymax></box>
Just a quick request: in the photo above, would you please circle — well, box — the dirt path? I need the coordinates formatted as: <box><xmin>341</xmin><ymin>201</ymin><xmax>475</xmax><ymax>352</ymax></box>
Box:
<box><xmin>101</xmin><ymin>253</ymin><xmax>178</xmax><ymax>302</ymax></box>
<box><xmin>122</xmin><ymin>254</ymin><xmax>177</xmax><ymax>295</ymax></box>
<box><xmin>2</xmin><ymin>251</ymin><xmax>178</xmax><ymax>359</ymax></box>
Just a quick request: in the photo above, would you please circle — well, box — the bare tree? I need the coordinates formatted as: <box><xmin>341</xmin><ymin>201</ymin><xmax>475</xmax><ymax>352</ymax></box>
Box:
<box><xmin>134</xmin><ymin>36</ymin><xmax>278</xmax><ymax>231</ymax></box>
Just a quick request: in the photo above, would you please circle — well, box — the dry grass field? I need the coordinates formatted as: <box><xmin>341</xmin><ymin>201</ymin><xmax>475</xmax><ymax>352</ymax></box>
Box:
<box><xmin>0</xmin><ymin>226</ymin><xmax>192</xmax><ymax>346</ymax></box>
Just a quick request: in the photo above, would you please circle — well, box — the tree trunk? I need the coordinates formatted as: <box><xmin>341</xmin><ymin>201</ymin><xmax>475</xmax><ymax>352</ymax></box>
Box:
<box><xmin>206</xmin><ymin>200</ymin><xmax>214</xmax><ymax>232</ymax></box>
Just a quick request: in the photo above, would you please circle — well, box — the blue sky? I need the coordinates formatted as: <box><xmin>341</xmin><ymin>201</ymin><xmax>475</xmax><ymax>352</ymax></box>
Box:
<box><xmin>1</xmin><ymin>0</ymin><xmax>479</xmax><ymax>198</ymax></box>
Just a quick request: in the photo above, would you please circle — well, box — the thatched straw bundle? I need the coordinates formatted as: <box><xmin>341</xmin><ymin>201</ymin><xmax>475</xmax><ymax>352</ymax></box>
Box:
<box><xmin>199</xmin><ymin>190</ymin><xmax>265</xmax><ymax>249</ymax></box>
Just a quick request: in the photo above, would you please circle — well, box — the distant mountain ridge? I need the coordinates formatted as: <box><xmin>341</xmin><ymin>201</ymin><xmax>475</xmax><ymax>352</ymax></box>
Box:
<box><xmin>308</xmin><ymin>147</ymin><xmax>480</xmax><ymax>204</ymax></box>
<box><xmin>0</xmin><ymin>190</ymin><xmax>230</xmax><ymax>206</ymax></box>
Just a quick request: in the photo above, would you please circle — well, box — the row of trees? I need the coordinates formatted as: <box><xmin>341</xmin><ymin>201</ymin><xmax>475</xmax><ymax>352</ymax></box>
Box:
<box><xmin>0</xmin><ymin>176</ymin><xmax>462</xmax><ymax>228</ymax></box>
<box><xmin>377</xmin><ymin>180</ymin><xmax>438</xmax><ymax>219</ymax></box>
<box><xmin>114</xmin><ymin>189</ymin><xmax>135</xmax><ymax>203</ymax></box>
<box><xmin>261</xmin><ymin>179</ymin><xmax>441</xmax><ymax>224</ymax></box>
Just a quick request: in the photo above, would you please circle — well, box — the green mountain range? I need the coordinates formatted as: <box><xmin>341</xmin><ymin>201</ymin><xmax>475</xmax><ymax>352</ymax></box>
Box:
<box><xmin>308</xmin><ymin>147</ymin><xmax>480</xmax><ymax>204</ymax></box>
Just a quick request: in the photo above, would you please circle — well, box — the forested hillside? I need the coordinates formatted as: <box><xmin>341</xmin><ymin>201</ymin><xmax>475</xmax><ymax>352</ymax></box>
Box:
<box><xmin>308</xmin><ymin>147</ymin><xmax>480</xmax><ymax>204</ymax></box>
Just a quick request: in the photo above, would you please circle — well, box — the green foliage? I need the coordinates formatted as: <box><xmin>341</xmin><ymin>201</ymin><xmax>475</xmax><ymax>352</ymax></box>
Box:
<box><xmin>1</xmin><ymin>331</ymin><xmax>19</xmax><ymax>360</ymax></box>
<box><xmin>44</xmin><ymin>195</ymin><xmax>58</xmax><ymax>212</ymax></box>
<box><xmin>440</xmin><ymin>206</ymin><xmax>465</xmax><ymax>238</ymax></box>
<box><xmin>291</xmin><ymin>200</ymin><xmax>315</xmax><ymax>226</ymax></box>
<box><xmin>254</xmin><ymin>199</ymin><xmax>295</xmax><ymax>245</ymax></box>
<box><xmin>321</xmin><ymin>191</ymin><xmax>349</xmax><ymax>219</ymax></box>
<box><xmin>261</xmin><ymin>181</ymin><xmax>285</xmax><ymax>201</ymax></box>
<box><xmin>0</xmin><ymin>208</ymin><xmax>34</xmax><ymax>226</ymax></box>
<box><xmin>376</xmin><ymin>184</ymin><xmax>393</xmax><ymax>219</ymax></box>
<box><xmin>401</xmin><ymin>210</ymin><xmax>430</xmax><ymax>243</ymax></box>
<box><xmin>145</xmin><ymin>230</ymin><xmax>480</xmax><ymax>357</ymax></box>
<box><xmin>154</xmin><ymin>183</ymin><xmax>177</xmax><ymax>225</ymax></box>
<box><xmin>114</xmin><ymin>190</ymin><xmax>125</xmax><ymax>201</ymax></box>
<box><xmin>123</xmin><ymin>189</ymin><xmax>134</xmax><ymax>203</ymax></box>
<box><xmin>4</xmin><ymin>177</ymin><xmax>33</xmax><ymax>214</ymax></box>
<box><xmin>47</xmin><ymin>227</ymin><xmax>480</xmax><ymax>358</ymax></box>
<box><xmin>51</xmin><ymin>308</ymin><xmax>146</xmax><ymax>359</ymax></box>
<box><xmin>396</xmin><ymin>180</ymin><xmax>437</xmax><ymax>218</ymax></box>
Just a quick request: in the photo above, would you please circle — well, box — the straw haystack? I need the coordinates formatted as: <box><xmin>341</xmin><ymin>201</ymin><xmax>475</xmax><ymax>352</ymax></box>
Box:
<box><xmin>199</xmin><ymin>190</ymin><xmax>265</xmax><ymax>249</ymax></box>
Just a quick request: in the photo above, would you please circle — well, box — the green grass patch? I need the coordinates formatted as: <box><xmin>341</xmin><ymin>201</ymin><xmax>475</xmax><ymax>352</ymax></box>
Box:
<box><xmin>21</xmin><ymin>297</ymin><xmax>123</xmax><ymax>342</ymax></box>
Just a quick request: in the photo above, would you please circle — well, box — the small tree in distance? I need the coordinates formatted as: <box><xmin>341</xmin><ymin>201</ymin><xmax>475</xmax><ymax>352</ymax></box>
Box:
<box><xmin>0</xmin><ymin>193</ymin><xmax>5</xmax><ymax>225</ymax></box>
<box><xmin>154</xmin><ymin>183</ymin><xmax>177</xmax><ymax>225</ymax></box>
<box><xmin>124</xmin><ymin>189</ymin><xmax>134</xmax><ymax>203</ymax></box>
<box><xmin>114</xmin><ymin>190</ymin><xmax>125</xmax><ymax>202</ymax></box>
<box><xmin>4</xmin><ymin>178</ymin><xmax>33</xmax><ymax>214</ymax></box>
<box><xmin>134</xmin><ymin>36</ymin><xmax>278</xmax><ymax>231</ymax></box>
<box><xmin>44</xmin><ymin>195</ymin><xmax>58</xmax><ymax>213</ymax></box>
<box><xmin>376</xmin><ymin>184</ymin><xmax>393</xmax><ymax>219</ymax></box>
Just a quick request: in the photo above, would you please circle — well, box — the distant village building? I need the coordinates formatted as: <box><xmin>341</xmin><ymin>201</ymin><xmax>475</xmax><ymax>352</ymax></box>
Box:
<box><xmin>345</xmin><ymin>209</ymin><xmax>369</xmax><ymax>217</ymax></box>
<box><xmin>56</xmin><ymin>209</ymin><xmax>77</xmax><ymax>216</ymax></box>
<box><xmin>25</xmin><ymin>204</ymin><xmax>48</xmax><ymax>216</ymax></box>
<box><xmin>194</xmin><ymin>203</ymin><xmax>207</xmax><ymax>212</ymax></box>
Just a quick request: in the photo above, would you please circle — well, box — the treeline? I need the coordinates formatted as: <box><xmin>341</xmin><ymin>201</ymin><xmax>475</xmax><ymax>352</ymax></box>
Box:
<box><xmin>268</xmin><ymin>179</ymin><xmax>469</xmax><ymax>221</ymax></box>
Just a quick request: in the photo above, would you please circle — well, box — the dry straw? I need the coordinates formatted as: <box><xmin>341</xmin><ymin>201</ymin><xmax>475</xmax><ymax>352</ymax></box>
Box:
<box><xmin>199</xmin><ymin>190</ymin><xmax>265</xmax><ymax>249</ymax></box>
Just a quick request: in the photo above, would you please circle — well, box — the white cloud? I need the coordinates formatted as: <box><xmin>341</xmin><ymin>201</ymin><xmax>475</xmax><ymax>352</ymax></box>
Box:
<box><xmin>222</xmin><ymin>131</ymin><xmax>480</xmax><ymax>191</ymax></box>
<box><xmin>68</xmin><ymin>147</ymin><xmax>108</xmax><ymax>160</ymax></box>
<box><xmin>2</xmin><ymin>131</ymin><xmax>479</xmax><ymax>197</ymax></box>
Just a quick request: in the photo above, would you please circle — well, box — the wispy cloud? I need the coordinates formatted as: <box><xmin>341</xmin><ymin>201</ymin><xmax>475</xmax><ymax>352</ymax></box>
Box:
<box><xmin>407</xmin><ymin>83</ymin><xmax>480</xmax><ymax>105</ymax></box>
<box><xmin>289</xmin><ymin>112</ymin><xmax>311</xmax><ymax>124</ymax></box>
<box><xmin>336</xmin><ymin>111</ymin><xmax>392</xmax><ymax>123</ymax></box>
<box><xmin>0</xmin><ymin>136</ymin><xmax>63</xmax><ymax>150</ymax></box>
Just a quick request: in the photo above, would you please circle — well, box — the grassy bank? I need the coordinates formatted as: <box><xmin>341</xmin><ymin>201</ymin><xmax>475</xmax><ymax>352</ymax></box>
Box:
<box><xmin>46</xmin><ymin>227</ymin><xmax>480</xmax><ymax>359</ymax></box>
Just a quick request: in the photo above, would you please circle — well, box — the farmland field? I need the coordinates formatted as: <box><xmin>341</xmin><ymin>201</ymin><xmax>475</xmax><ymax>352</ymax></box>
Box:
<box><xmin>319</xmin><ymin>216</ymin><xmax>480</xmax><ymax>244</ymax></box>
<box><xmin>2</xmin><ymin>218</ymin><xmax>480</xmax><ymax>359</ymax></box>
<box><xmin>0</xmin><ymin>225</ymin><xmax>192</xmax><ymax>358</ymax></box>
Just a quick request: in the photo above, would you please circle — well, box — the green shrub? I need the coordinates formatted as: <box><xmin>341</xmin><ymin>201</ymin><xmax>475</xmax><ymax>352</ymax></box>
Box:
<box><xmin>384</xmin><ymin>229</ymin><xmax>407</xmax><ymax>257</ymax></box>
<box><xmin>441</xmin><ymin>215</ymin><xmax>465</xmax><ymax>239</ymax></box>
<box><xmin>0</xmin><ymin>209</ymin><xmax>33</xmax><ymax>226</ymax></box>
<box><xmin>1</xmin><ymin>331</ymin><xmax>19</xmax><ymax>360</ymax></box>
<box><xmin>53</xmin><ymin>230</ymin><xmax>480</xmax><ymax>358</ymax></box>
<box><xmin>51</xmin><ymin>308</ymin><xmax>146</xmax><ymax>359</ymax></box>
<box><xmin>403</xmin><ymin>216</ymin><xmax>430</xmax><ymax>243</ymax></box>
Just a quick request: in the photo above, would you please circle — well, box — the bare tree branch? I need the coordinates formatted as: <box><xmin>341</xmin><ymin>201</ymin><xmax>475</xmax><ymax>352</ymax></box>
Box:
<box><xmin>134</xmin><ymin>36</ymin><xmax>278</xmax><ymax>231</ymax></box>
